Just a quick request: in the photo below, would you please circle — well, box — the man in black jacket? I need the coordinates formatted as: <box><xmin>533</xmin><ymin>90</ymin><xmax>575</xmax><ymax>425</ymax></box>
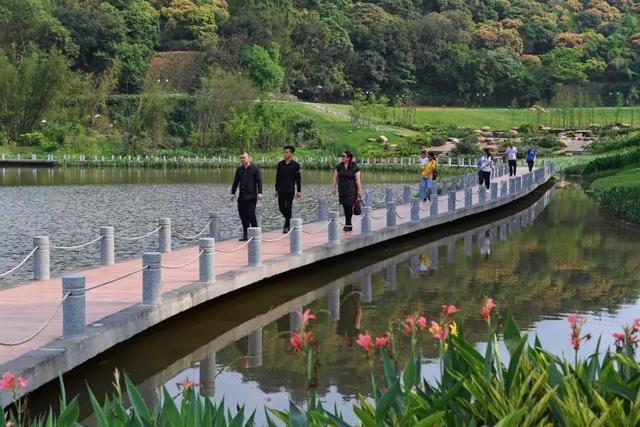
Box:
<box><xmin>275</xmin><ymin>145</ymin><xmax>302</xmax><ymax>233</ymax></box>
<box><xmin>230</xmin><ymin>151</ymin><xmax>263</xmax><ymax>241</ymax></box>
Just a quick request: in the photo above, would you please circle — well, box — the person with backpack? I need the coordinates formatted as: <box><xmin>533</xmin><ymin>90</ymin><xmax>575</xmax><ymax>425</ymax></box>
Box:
<box><xmin>478</xmin><ymin>148</ymin><xmax>493</xmax><ymax>190</ymax></box>
<box><xmin>526</xmin><ymin>145</ymin><xmax>536</xmax><ymax>172</ymax></box>
<box><xmin>506</xmin><ymin>142</ymin><xmax>518</xmax><ymax>176</ymax></box>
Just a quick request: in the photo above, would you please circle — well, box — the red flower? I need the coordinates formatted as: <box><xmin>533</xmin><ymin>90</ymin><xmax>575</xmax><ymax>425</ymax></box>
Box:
<box><xmin>0</xmin><ymin>372</ymin><xmax>28</xmax><ymax>391</ymax></box>
<box><xmin>356</xmin><ymin>332</ymin><xmax>373</xmax><ymax>350</ymax></box>
<box><xmin>416</xmin><ymin>316</ymin><xmax>427</xmax><ymax>330</ymax></box>
<box><xmin>429</xmin><ymin>321</ymin><xmax>449</xmax><ymax>341</ymax></box>
<box><xmin>177</xmin><ymin>378</ymin><xmax>194</xmax><ymax>390</ymax></box>
<box><xmin>374</xmin><ymin>334</ymin><xmax>391</xmax><ymax>348</ymax></box>
<box><xmin>567</xmin><ymin>314</ymin><xmax>579</xmax><ymax>328</ymax></box>
<box><xmin>441</xmin><ymin>305</ymin><xmax>458</xmax><ymax>316</ymax></box>
<box><xmin>613</xmin><ymin>332</ymin><xmax>625</xmax><ymax>343</ymax></box>
<box><xmin>300</xmin><ymin>309</ymin><xmax>316</xmax><ymax>326</ymax></box>
<box><xmin>480</xmin><ymin>298</ymin><xmax>496</xmax><ymax>321</ymax></box>
<box><xmin>571</xmin><ymin>334</ymin><xmax>581</xmax><ymax>350</ymax></box>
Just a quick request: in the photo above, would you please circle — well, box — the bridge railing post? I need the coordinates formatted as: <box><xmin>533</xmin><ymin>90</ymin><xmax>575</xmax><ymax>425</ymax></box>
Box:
<box><xmin>290</xmin><ymin>218</ymin><xmax>302</xmax><ymax>255</ymax></box>
<box><xmin>142</xmin><ymin>252</ymin><xmax>161</xmax><ymax>305</ymax></box>
<box><xmin>248</xmin><ymin>227</ymin><xmax>262</xmax><ymax>267</ymax></box>
<box><xmin>448</xmin><ymin>191</ymin><xmax>456</xmax><ymax>213</ymax></box>
<box><xmin>328</xmin><ymin>211</ymin><xmax>339</xmax><ymax>243</ymax></box>
<box><xmin>385</xmin><ymin>187</ymin><xmax>394</xmax><ymax>204</ymax></box>
<box><xmin>479</xmin><ymin>186</ymin><xmax>486</xmax><ymax>204</ymax></box>
<box><xmin>403</xmin><ymin>186</ymin><xmax>411</xmax><ymax>204</ymax></box>
<box><xmin>317</xmin><ymin>197</ymin><xmax>327</xmax><ymax>220</ymax></box>
<box><xmin>364</xmin><ymin>192</ymin><xmax>373</xmax><ymax>208</ymax></box>
<box><xmin>509</xmin><ymin>178</ymin><xmax>516</xmax><ymax>194</ymax></box>
<box><xmin>410</xmin><ymin>198</ymin><xmax>420</xmax><ymax>222</ymax></box>
<box><xmin>501</xmin><ymin>181</ymin><xmax>508</xmax><ymax>198</ymax></box>
<box><xmin>430</xmin><ymin>195</ymin><xmax>439</xmax><ymax>217</ymax></box>
<box><xmin>490</xmin><ymin>182</ymin><xmax>498</xmax><ymax>200</ymax></box>
<box><xmin>361</xmin><ymin>207</ymin><xmax>371</xmax><ymax>235</ymax></box>
<box><xmin>386</xmin><ymin>201</ymin><xmax>396</xmax><ymax>228</ymax></box>
<box><xmin>199</xmin><ymin>238</ymin><xmax>215</xmax><ymax>283</ymax></box>
<box><xmin>33</xmin><ymin>236</ymin><xmax>50</xmax><ymax>281</ymax></box>
<box><xmin>100</xmin><ymin>226</ymin><xmax>114</xmax><ymax>266</ymax></box>
<box><xmin>159</xmin><ymin>218</ymin><xmax>171</xmax><ymax>253</ymax></box>
<box><xmin>516</xmin><ymin>176</ymin><xmax>522</xmax><ymax>193</ymax></box>
<box><xmin>464</xmin><ymin>188</ymin><xmax>472</xmax><ymax>209</ymax></box>
<box><xmin>62</xmin><ymin>275</ymin><xmax>85</xmax><ymax>338</ymax></box>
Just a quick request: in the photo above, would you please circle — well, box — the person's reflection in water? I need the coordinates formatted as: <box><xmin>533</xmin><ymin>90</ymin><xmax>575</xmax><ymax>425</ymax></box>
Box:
<box><xmin>479</xmin><ymin>229</ymin><xmax>491</xmax><ymax>259</ymax></box>
<box><xmin>419</xmin><ymin>251</ymin><xmax>430</xmax><ymax>275</ymax></box>
<box><xmin>337</xmin><ymin>285</ymin><xmax>362</xmax><ymax>347</ymax></box>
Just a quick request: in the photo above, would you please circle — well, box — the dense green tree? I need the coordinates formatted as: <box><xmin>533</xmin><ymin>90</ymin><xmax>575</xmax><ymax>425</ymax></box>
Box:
<box><xmin>240</xmin><ymin>43</ymin><xmax>285</xmax><ymax>92</ymax></box>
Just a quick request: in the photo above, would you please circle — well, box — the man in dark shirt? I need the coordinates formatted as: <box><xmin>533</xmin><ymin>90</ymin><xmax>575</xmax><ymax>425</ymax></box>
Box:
<box><xmin>230</xmin><ymin>151</ymin><xmax>263</xmax><ymax>241</ymax></box>
<box><xmin>275</xmin><ymin>145</ymin><xmax>302</xmax><ymax>233</ymax></box>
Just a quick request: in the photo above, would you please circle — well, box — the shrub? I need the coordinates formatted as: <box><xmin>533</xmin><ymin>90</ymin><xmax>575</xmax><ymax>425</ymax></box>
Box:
<box><xmin>583</xmin><ymin>148</ymin><xmax>640</xmax><ymax>176</ymax></box>
<box><xmin>451</xmin><ymin>135</ymin><xmax>481</xmax><ymax>155</ymax></box>
<box><xmin>598</xmin><ymin>186</ymin><xmax>640</xmax><ymax>224</ymax></box>
<box><xmin>588</xmin><ymin>133</ymin><xmax>640</xmax><ymax>154</ymax></box>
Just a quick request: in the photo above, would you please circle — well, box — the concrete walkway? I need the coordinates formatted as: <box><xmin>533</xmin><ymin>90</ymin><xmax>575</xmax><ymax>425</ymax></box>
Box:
<box><xmin>0</xmin><ymin>164</ymin><xmax>550</xmax><ymax>404</ymax></box>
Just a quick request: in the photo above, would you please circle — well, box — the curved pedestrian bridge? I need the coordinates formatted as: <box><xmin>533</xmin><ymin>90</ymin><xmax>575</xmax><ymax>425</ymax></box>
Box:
<box><xmin>0</xmin><ymin>162</ymin><xmax>554</xmax><ymax>405</ymax></box>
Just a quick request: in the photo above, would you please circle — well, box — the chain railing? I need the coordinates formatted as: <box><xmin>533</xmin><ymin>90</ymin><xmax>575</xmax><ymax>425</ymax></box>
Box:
<box><xmin>262</xmin><ymin>227</ymin><xmax>296</xmax><ymax>242</ymax></box>
<box><xmin>85</xmin><ymin>266</ymin><xmax>149</xmax><ymax>292</ymax></box>
<box><xmin>214</xmin><ymin>237</ymin><xmax>255</xmax><ymax>253</ymax></box>
<box><xmin>174</xmin><ymin>219</ymin><xmax>213</xmax><ymax>240</ymax></box>
<box><xmin>116</xmin><ymin>226</ymin><xmax>162</xmax><ymax>241</ymax></box>
<box><xmin>0</xmin><ymin>293</ymin><xmax>70</xmax><ymax>346</ymax></box>
<box><xmin>50</xmin><ymin>235</ymin><xmax>103</xmax><ymax>250</ymax></box>
<box><xmin>301</xmin><ymin>219</ymin><xmax>334</xmax><ymax>234</ymax></box>
<box><xmin>160</xmin><ymin>250</ymin><xmax>204</xmax><ymax>269</ymax></box>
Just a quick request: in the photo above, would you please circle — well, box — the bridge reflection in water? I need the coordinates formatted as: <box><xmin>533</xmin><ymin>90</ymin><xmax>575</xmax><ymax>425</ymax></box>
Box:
<box><xmin>31</xmin><ymin>184</ymin><xmax>559</xmax><ymax>422</ymax></box>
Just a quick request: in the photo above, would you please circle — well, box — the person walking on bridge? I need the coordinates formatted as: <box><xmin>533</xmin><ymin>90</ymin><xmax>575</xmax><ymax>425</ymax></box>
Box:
<box><xmin>419</xmin><ymin>151</ymin><xmax>437</xmax><ymax>201</ymax></box>
<box><xmin>275</xmin><ymin>145</ymin><xmax>302</xmax><ymax>234</ymax></box>
<box><xmin>506</xmin><ymin>142</ymin><xmax>518</xmax><ymax>176</ymax></box>
<box><xmin>478</xmin><ymin>148</ymin><xmax>493</xmax><ymax>190</ymax></box>
<box><xmin>332</xmin><ymin>150</ymin><xmax>363</xmax><ymax>233</ymax></box>
<box><xmin>526</xmin><ymin>144</ymin><xmax>536</xmax><ymax>172</ymax></box>
<box><xmin>230</xmin><ymin>151</ymin><xmax>263</xmax><ymax>241</ymax></box>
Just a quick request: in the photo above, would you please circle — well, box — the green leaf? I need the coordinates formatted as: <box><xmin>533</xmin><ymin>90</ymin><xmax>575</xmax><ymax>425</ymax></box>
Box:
<box><xmin>352</xmin><ymin>405</ymin><xmax>376</xmax><ymax>426</ymax></box>
<box><xmin>403</xmin><ymin>354</ymin><xmax>418</xmax><ymax>391</ymax></box>
<box><xmin>483</xmin><ymin>338</ymin><xmax>494</xmax><ymax>382</ymax></box>
<box><xmin>494</xmin><ymin>408</ymin><xmax>526</xmax><ymax>427</ymax></box>
<box><xmin>414</xmin><ymin>410</ymin><xmax>446</xmax><ymax>426</ymax></box>
<box><xmin>57</xmin><ymin>397</ymin><xmax>80</xmax><ymax>426</ymax></box>
<box><xmin>288</xmin><ymin>400</ymin><xmax>309</xmax><ymax>427</ymax></box>
<box><xmin>160</xmin><ymin>388</ymin><xmax>181</xmax><ymax>427</ymax></box>
<box><xmin>375</xmin><ymin>381</ymin><xmax>401</xmax><ymax>423</ymax></box>
<box><xmin>124</xmin><ymin>375</ymin><xmax>153</xmax><ymax>423</ymax></box>
<box><xmin>505</xmin><ymin>335</ymin><xmax>528</xmax><ymax>394</ymax></box>
<box><xmin>599</xmin><ymin>381</ymin><xmax>637</xmax><ymax>401</ymax></box>
<box><xmin>87</xmin><ymin>388</ymin><xmax>109</xmax><ymax>427</ymax></box>
<box><xmin>503</xmin><ymin>314</ymin><xmax>521</xmax><ymax>354</ymax></box>
<box><xmin>380</xmin><ymin>348</ymin><xmax>398</xmax><ymax>389</ymax></box>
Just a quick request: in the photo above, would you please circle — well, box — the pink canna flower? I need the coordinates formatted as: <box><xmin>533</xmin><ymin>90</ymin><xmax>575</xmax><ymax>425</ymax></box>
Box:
<box><xmin>441</xmin><ymin>305</ymin><xmax>458</xmax><ymax>316</ymax></box>
<box><xmin>567</xmin><ymin>314</ymin><xmax>579</xmax><ymax>328</ymax></box>
<box><xmin>429</xmin><ymin>321</ymin><xmax>449</xmax><ymax>341</ymax></box>
<box><xmin>300</xmin><ymin>309</ymin><xmax>316</xmax><ymax>326</ymax></box>
<box><xmin>416</xmin><ymin>316</ymin><xmax>427</xmax><ymax>330</ymax></box>
<box><xmin>0</xmin><ymin>372</ymin><xmax>16</xmax><ymax>391</ymax></box>
<box><xmin>356</xmin><ymin>333</ymin><xmax>373</xmax><ymax>350</ymax></box>
<box><xmin>290</xmin><ymin>332</ymin><xmax>303</xmax><ymax>351</ymax></box>
<box><xmin>375</xmin><ymin>334</ymin><xmax>391</xmax><ymax>348</ymax></box>
<box><xmin>177</xmin><ymin>378</ymin><xmax>194</xmax><ymax>390</ymax></box>
<box><xmin>480</xmin><ymin>298</ymin><xmax>497</xmax><ymax>321</ymax></box>
<box><xmin>613</xmin><ymin>332</ymin><xmax>625</xmax><ymax>342</ymax></box>
<box><xmin>633</xmin><ymin>318</ymin><xmax>640</xmax><ymax>331</ymax></box>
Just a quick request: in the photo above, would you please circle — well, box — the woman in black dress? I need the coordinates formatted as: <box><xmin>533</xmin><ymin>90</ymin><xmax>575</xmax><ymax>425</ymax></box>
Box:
<box><xmin>332</xmin><ymin>150</ymin><xmax>363</xmax><ymax>232</ymax></box>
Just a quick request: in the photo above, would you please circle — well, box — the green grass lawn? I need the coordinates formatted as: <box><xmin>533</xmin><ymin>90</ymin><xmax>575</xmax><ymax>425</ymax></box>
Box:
<box><xmin>591</xmin><ymin>167</ymin><xmax>640</xmax><ymax>190</ymax></box>
<box><xmin>322</xmin><ymin>103</ymin><xmax>640</xmax><ymax>129</ymax></box>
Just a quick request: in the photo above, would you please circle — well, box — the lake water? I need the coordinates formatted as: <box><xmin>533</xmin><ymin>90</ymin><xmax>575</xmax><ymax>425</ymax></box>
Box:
<box><xmin>0</xmin><ymin>167</ymin><xmax>417</xmax><ymax>288</ymax></box>
<box><xmin>20</xmin><ymin>176</ymin><xmax>640</xmax><ymax>424</ymax></box>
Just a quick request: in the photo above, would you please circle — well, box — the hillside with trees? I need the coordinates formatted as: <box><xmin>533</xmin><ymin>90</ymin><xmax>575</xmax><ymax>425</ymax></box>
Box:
<box><xmin>2</xmin><ymin>0</ymin><xmax>640</xmax><ymax>153</ymax></box>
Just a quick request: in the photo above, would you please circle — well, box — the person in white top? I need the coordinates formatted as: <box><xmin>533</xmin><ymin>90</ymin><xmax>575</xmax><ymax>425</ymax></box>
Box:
<box><xmin>506</xmin><ymin>142</ymin><xmax>518</xmax><ymax>176</ymax></box>
<box><xmin>478</xmin><ymin>148</ymin><xmax>493</xmax><ymax>190</ymax></box>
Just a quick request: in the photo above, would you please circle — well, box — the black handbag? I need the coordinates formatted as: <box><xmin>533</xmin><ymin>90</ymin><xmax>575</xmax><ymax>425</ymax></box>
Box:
<box><xmin>353</xmin><ymin>198</ymin><xmax>363</xmax><ymax>215</ymax></box>
<box><xmin>432</xmin><ymin>169</ymin><xmax>438</xmax><ymax>181</ymax></box>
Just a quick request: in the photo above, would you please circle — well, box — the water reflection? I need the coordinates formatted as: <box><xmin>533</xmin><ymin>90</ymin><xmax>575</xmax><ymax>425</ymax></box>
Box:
<box><xmin>27</xmin><ymin>183</ymin><xmax>640</xmax><ymax>424</ymax></box>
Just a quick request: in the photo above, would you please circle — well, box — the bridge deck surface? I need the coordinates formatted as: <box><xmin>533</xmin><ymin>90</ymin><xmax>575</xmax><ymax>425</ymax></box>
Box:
<box><xmin>0</xmin><ymin>167</ymin><xmax>529</xmax><ymax>366</ymax></box>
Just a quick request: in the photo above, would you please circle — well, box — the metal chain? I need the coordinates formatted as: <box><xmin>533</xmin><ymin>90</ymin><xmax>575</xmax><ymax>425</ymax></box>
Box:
<box><xmin>368</xmin><ymin>208</ymin><xmax>392</xmax><ymax>220</ymax></box>
<box><xmin>174</xmin><ymin>219</ymin><xmax>213</xmax><ymax>240</ymax></box>
<box><xmin>301</xmin><ymin>219</ymin><xmax>334</xmax><ymax>234</ymax></box>
<box><xmin>161</xmin><ymin>250</ymin><xmax>204</xmax><ymax>269</ymax></box>
<box><xmin>0</xmin><ymin>247</ymin><xmax>38</xmax><ymax>278</ymax></box>
<box><xmin>50</xmin><ymin>235</ymin><xmax>104</xmax><ymax>250</ymax></box>
<box><xmin>116</xmin><ymin>226</ymin><xmax>162</xmax><ymax>241</ymax></box>
<box><xmin>0</xmin><ymin>293</ymin><xmax>69</xmax><ymax>346</ymax></box>
<box><xmin>85</xmin><ymin>266</ymin><xmax>149</xmax><ymax>292</ymax></box>
<box><xmin>214</xmin><ymin>237</ymin><xmax>255</xmax><ymax>253</ymax></box>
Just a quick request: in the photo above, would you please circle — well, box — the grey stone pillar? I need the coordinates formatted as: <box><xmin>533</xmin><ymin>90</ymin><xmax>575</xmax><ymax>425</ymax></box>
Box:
<box><xmin>248</xmin><ymin>227</ymin><xmax>262</xmax><ymax>267</ymax></box>
<box><xmin>159</xmin><ymin>218</ymin><xmax>171</xmax><ymax>253</ymax></box>
<box><xmin>464</xmin><ymin>235</ymin><xmax>472</xmax><ymax>257</ymax></box>
<box><xmin>209</xmin><ymin>213</ymin><xmax>220</xmax><ymax>240</ymax></box>
<box><xmin>247</xmin><ymin>329</ymin><xmax>263</xmax><ymax>368</ymax></box>
<box><xmin>62</xmin><ymin>275</ymin><xmax>85</xmax><ymax>338</ymax></box>
<box><xmin>361</xmin><ymin>206</ymin><xmax>371</xmax><ymax>235</ymax></box>
<box><xmin>491</xmin><ymin>182</ymin><xmax>498</xmax><ymax>200</ymax></box>
<box><xmin>385</xmin><ymin>187</ymin><xmax>394</xmax><ymax>204</ymax></box>
<box><xmin>464</xmin><ymin>188</ymin><xmax>472</xmax><ymax>209</ymax></box>
<box><xmin>447</xmin><ymin>240</ymin><xmax>455</xmax><ymax>264</ymax></box>
<box><xmin>328</xmin><ymin>211</ymin><xmax>339</xmax><ymax>243</ymax></box>
<box><xmin>448</xmin><ymin>191</ymin><xmax>456</xmax><ymax>213</ymax></box>
<box><xmin>290</xmin><ymin>218</ymin><xmax>302</xmax><ymax>255</ymax></box>
<box><xmin>317</xmin><ymin>197</ymin><xmax>327</xmax><ymax>221</ymax></box>
<box><xmin>410</xmin><ymin>198</ymin><xmax>420</xmax><ymax>222</ymax></box>
<box><xmin>328</xmin><ymin>288</ymin><xmax>340</xmax><ymax>321</ymax></box>
<box><xmin>364</xmin><ymin>191</ymin><xmax>373</xmax><ymax>208</ymax></box>
<box><xmin>509</xmin><ymin>178</ymin><xmax>516</xmax><ymax>194</ymax></box>
<box><xmin>33</xmin><ymin>236</ymin><xmax>50</xmax><ymax>281</ymax></box>
<box><xmin>431</xmin><ymin>246</ymin><xmax>439</xmax><ymax>269</ymax></box>
<box><xmin>479</xmin><ymin>186</ymin><xmax>486</xmax><ymax>204</ymax></box>
<box><xmin>199</xmin><ymin>354</ymin><xmax>216</xmax><ymax>398</ymax></box>
<box><xmin>501</xmin><ymin>181</ymin><xmax>508</xmax><ymax>198</ymax></box>
<box><xmin>500</xmin><ymin>223</ymin><xmax>508</xmax><ymax>241</ymax></box>
<box><xmin>386</xmin><ymin>201</ymin><xmax>396</xmax><ymax>228</ymax></box>
<box><xmin>361</xmin><ymin>274</ymin><xmax>372</xmax><ymax>303</ymax></box>
<box><xmin>142</xmin><ymin>252</ymin><xmax>161</xmax><ymax>305</ymax></box>
<box><xmin>441</xmin><ymin>180</ymin><xmax>448</xmax><ymax>194</ymax></box>
<box><xmin>403</xmin><ymin>186</ymin><xmax>411</xmax><ymax>204</ymax></box>
<box><xmin>386</xmin><ymin>264</ymin><xmax>397</xmax><ymax>291</ymax></box>
<box><xmin>199</xmin><ymin>238</ymin><xmax>215</xmax><ymax>283</ymax></box>
<box><xmin>430</xmin><ymin>195</ymin><xmax>439</xmax><ymax>217</ymax></box>
<box><xmin>490</xmin><ymin>226</ymin><xmax>498</xmax><ymax>242</ymax></box>
<box><xmin>516</xmin><ymin>176</ymin><xmax>522</xmax><ymax>192</ymax></box>
<box><xmin>100</xmin><ymin>226</ymin><xmax>114</xmax><ymax>266</ymax></box>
